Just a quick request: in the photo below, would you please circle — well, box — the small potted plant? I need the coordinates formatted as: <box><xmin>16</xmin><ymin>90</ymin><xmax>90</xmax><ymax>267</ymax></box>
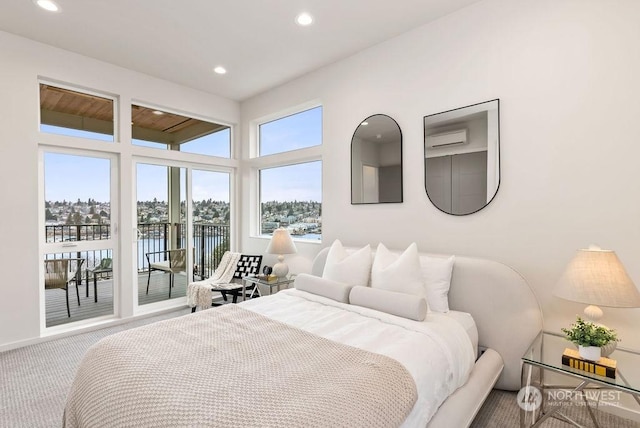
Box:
<box><xmin>561</xmin><ymin>316</ymin><xmax>619</xmax><ymax>361</ymax></box>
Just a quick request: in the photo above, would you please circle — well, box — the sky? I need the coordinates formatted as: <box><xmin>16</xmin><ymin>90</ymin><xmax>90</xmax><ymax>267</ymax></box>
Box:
<box><xmin>42</xmin><ymin>106</ymin><xmax>322</xmax><ymax>204</ymax></box>
<box><xmin>259</xmin><ymin>106</ymin><xmax>322</xmax><ymax>156</ymax></box>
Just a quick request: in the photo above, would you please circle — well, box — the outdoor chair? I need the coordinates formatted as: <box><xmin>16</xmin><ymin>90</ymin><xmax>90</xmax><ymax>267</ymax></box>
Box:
<box><xmin>44</xmin><ymin>258</ymin><xmax>84</xmax><ymax>318</ymax></box>
<box><xmin>146</xmin><ymin>249</ymin><xmax>187</xmax><ymax>298</ymax></box>
<box><xmin>89</xmin><ymin>257</ymin><xmax>112</xmax><ymax>303</ymax></box>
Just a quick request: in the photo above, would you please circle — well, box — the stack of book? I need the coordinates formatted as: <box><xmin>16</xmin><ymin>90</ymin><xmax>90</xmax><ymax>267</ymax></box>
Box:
<box><xmin>256</xmin><ymin>274</ymin><xmax>278</xmax><ymax>282</ymax></box>
<box><xmin>561</xmin><ymin>348</ymin><xmax>616</xmax><ymax>379</ymax></box>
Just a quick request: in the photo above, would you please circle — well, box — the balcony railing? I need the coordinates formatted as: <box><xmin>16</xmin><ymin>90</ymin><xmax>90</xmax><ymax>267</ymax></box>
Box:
<box><xmin>44</xmin><ymin>222</ymin><xmax>230</xmax><ymax>280</ymax></box>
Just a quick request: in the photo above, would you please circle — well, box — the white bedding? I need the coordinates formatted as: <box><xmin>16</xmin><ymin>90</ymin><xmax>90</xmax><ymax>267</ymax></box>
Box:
<box><xmin>443</xmin><ymin>310</ymin><xmax>478</xmax><ymax>360</ymax></box>
<box><xmin>241</xmin><ymin>288</ymin><xmax>475</xmax><ymax>427</ymax></box>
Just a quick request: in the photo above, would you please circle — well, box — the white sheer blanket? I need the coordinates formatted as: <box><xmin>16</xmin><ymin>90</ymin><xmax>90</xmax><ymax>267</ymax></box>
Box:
<box><xmin>187</xmin><ymin>251</ymin><xmax>241</xmax><ymax>309</ymax></box>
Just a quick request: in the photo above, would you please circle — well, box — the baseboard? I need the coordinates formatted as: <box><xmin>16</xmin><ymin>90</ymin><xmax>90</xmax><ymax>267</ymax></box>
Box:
<box><xmin>0</xmin><ymin>305</ymin><xmax>188</xmax><ymax>353</ymax></box>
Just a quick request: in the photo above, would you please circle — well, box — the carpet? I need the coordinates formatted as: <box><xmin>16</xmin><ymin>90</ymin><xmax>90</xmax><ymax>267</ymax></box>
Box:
<box><xmin>472</xmin><ymin>388</ymin><xmax>639</xmax><ymax>427</ymax></box>
<box><xmin>1</xmin><ymin>308</ymin><xmax>191</xmax><ymax>427</ymax></box>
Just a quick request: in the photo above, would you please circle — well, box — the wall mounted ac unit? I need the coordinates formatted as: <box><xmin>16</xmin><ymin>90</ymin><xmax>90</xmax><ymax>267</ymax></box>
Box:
<box><xmin>426</xmin><ymin>129</ymin><xmax>467</xmax><ymax>148</ymax></box>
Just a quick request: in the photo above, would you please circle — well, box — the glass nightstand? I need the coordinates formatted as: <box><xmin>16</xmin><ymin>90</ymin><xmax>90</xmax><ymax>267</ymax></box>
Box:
<box><xmin>520</xmin><ymin>331</ymin><xmax>640</xmax><ymax>427</ymax></box>
<box><xmin>242</xmin><ymin>276</ymin><xmax>294</xmax><ymax>298</ymax></box>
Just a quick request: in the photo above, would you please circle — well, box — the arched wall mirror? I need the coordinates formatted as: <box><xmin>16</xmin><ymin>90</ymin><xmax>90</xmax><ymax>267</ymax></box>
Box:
<box><xmin>424</xmin><ymin>99</ymin><xmax>500</xmax><ymax>215</ymax></box>
<box><xmin>351</xmin><ymin>114</ymin><xmax>403</xmax><ymax>204</ymax></box>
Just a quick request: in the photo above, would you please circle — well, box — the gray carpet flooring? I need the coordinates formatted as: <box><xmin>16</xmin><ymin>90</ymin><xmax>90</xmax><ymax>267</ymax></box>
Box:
<box><xmin>471</xmin><ymin>389</ymin><xmax>639</xmax><ymax>427</ymax></box>
<box><xmin>1</xmin><ymin>308</ymin><xmax>191</xmax><ymax>428</ymax></box>
<box><xmin>2</xmin><ymin>309</ymin><xmax>639</xmax><ymax>427</ymax></box>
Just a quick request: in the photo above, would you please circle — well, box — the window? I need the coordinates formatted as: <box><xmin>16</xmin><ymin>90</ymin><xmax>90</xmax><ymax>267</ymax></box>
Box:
<box><xmin>131</xmin><ymin>105</ymin><xmax>231</xmax><ymax>158</ymax></box>
<box><xmin>39</xmin><ymin>84</ymin><xmax>115</xmax><ymax>142</ymax></box>
<box><xmin>260</xmin><ymin>162</ymin><xmax>322</xmax><ymax>239</ymax></box>
<box><xmin>44</xmin><ymin>153</ymin><xmax>111</xmax><ymax>240</ymax></box>
<box><xmin>38</xmin><ymin>79</ymin><xmax>237</xmax><ymax>332</ymax></box>
<box><xmin>259</xmin><ymin>106</ymin><xmax>322</xmax><ymax>156</ymax></box>
<box><xmin>256</xmin><ymin>105</ymin><xmax>322</xmax><ymax>241</ymax></box>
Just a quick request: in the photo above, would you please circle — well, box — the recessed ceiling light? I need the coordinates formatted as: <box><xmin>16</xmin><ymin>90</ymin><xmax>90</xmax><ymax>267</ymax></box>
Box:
<box><xmin>152</xmin><ymin>110</ymin><xmax>164</xmax><ymax>115</ymax></box>
<box><xmin>295</xmin><ymin>12</ymin><xmax>313</xmax><ymax>26</ymax></box>
<box><xmin>361</xmin><ymin>121</ymin><xmax>368</xmax><ymax>126</ymax></box>
<box><xmin>213</xmin><ymin>66</ymin><xmax>227</xmax><ymax>75</ymax></box>
<box><xmin>34</xmin><ymin>0</ymin><xmax>60</xmax><ymax>12</ymax></box>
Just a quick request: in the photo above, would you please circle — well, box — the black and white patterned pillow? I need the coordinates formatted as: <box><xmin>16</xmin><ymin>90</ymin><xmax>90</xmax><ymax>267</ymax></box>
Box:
<box><xmin>233</xmin><ymin>255</ymin><xmax>262</xmax><ymax>278</ymax></box>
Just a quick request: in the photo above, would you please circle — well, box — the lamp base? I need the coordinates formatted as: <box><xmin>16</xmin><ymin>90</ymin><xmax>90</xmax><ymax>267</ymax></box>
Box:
<box><xmin>582</xmin><ymin>305</ymin><xmax>617</xmax><ymax>357</ymax></box>
<box><xmin>584</xmin><ymin>305</ymin><xmax>603</xmax><ymax>322</ymax></box>
<box><xmin>601</xmin><ymin>341</ymin><xmax>617</xmax><ymax>357</ymax></box>
<box><xmin>272</xmin><ymin>255</ymin><xmax>289</xmax><ymax>278</ymax></box>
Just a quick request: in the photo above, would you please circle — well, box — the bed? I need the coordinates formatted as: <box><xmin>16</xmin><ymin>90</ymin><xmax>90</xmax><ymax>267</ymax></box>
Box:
<box><xmin>63</xmin><ymin>246</ymin><xmax>542</xmax><ymax>428</ymax></box>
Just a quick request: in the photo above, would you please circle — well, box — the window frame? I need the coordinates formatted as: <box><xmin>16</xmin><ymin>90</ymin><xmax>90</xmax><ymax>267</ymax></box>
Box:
<box><xmin>257</xmin><ymin>105</ymin><xmax>323</xmax><ymax>157</ymax></box>
<box><xmin>36</xmin><ymin>78</ymin><xmax>240</xmax><ymax>333</ymax></box>
<box><xmin>38</xmin><ymin>80</ymin><xmax>119</xmax><ymax>143</ymax></box>
<box><xmin>130</xmin><ymin>101</ymin><xmax>234</xmax><ymax>160</ymax></box>
<box><xmin>249</xmin><ymin>102</ymin><xmax>323</xmax><ymax>242</ymax></box>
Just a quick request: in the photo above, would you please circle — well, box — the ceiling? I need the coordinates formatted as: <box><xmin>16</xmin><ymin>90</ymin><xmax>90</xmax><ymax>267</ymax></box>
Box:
<box><xmin>0</xmin><ymin>0</ymin><xmax>481</xmax><ymax>101</ymax></box>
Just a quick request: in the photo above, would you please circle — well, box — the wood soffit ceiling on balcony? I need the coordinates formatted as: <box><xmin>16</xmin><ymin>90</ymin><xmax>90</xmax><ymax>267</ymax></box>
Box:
<box><xmin>40</xmin><ymin>84</ymin><xmax>227</xmax><ymax>144</ymax></box>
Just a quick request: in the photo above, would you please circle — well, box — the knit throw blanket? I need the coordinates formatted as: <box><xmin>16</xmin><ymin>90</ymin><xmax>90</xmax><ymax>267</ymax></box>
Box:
<box><xmin>186</xmin><ymin>251</ymin><xmax>242</xmax><ymax>310</ymax></box>
<box><xmin>63</xmin><ymin>305</ymin><xmax>417</xmax><ymax>428</ymax></box>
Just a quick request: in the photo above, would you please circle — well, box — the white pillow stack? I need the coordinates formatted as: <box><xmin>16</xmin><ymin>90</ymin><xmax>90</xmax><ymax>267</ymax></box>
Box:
<box><xmin>421</xmin><ymin>255</ymin><xmax>455</xmax><ymax>313</ymax></box>
<box><xmin>322</xmin><ymin>239</ymin><xmax>372</xmax><ymax>287</ymax></box>
<box><xmin>313</xmin><ymin>240</ymin><xmax>456</xmax><ymax>319</ymax></box>
<box><xmin>371</xmin><ymin>242</ymin><xmax>427</xmax><ymax>302</ymax></box>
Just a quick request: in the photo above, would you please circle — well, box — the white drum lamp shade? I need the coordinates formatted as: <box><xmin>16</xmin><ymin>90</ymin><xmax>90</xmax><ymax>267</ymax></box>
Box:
<box><xmin>554</xmin><ymin>246</ymin><xmax>640</xmax><ymax>321</ymax></box>
<box><xmin>266</xmin><ymin>228</ymin><xmax>297</xmax><ymax>278</ymax></box>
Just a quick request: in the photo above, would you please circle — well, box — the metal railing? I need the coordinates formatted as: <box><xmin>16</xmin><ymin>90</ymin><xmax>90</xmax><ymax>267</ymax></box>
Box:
<box><xmin>45</xmin><ymin>222</ymin><xmax>230</xmax><ymax>280</ymax></box>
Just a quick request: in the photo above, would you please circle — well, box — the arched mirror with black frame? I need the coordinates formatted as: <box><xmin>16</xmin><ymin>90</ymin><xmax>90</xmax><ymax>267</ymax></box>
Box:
<box><xmin>424</xmin><ymin>99</ymin><xmax>500</xmax><ymax>215</ymax></box>
<box><xmin>351</xmin><ymin>114</ymin><xmax>403</xmax><ymax>204</ymax></box>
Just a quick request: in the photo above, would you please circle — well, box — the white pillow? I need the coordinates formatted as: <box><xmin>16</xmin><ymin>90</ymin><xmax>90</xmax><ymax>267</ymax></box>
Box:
<box><xmin>420</xmin><ymin>255</ymin><xmax>455</xmax><ymax>313</ymax></box>
<box><xmin>294</xmin><ymin>273</ymin><xmax>353</xmax><ymax>303</ymax></box>
<box><xmin>349</xmin><ymin>286</ymin><xmax>428</xmax><ymax>321</ymax></box>
<box><xmin>322</xmin><ymin>239</ymin><xmax>372</xmax><ymax>287</ymax></box>
<box><xmin>371</xmin><ymin>243</ymin><xmax>427</xmax><ymax>302</ymax></box>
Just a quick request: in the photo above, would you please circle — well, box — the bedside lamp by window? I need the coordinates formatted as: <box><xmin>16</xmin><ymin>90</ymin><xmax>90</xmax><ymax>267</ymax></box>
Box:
<box><xmin>266</xmin><ymin>228</ymin><xmax>297</xmax><ymax>278</ymax></box>
<box><xmin>554</xmin><ymin>245</ymin><xmax>640</xmax><ymax>322</ymax></box>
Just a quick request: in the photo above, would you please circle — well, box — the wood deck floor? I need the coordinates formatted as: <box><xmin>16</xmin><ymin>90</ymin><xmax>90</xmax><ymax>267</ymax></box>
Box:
<box><xmin>45</xmin><ymin>272</ymin><xmax>189</xmax><ymax>327</ymax></box>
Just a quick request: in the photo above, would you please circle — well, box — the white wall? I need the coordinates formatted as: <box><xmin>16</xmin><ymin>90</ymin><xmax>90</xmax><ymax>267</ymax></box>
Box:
<box><xmin>0</xmin><ymin>30</ymin><xmax>239</xmax><ymax>349</ymax></box>
<box><xmin>241</xmin><ymin>0</ymin><xmax>640</xmax><ymax>358</ymax></box>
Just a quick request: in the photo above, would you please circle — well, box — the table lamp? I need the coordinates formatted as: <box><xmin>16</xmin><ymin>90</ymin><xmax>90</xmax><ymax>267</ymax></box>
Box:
<box><xmin>554</xmin><ymin>245</ymin><xmax>640</xmax><ymax>322</ymax></box>
<box><xmin>266</xmin><ymin>228</ymin><xmax>297</xmax><ymax>278</ymax></box>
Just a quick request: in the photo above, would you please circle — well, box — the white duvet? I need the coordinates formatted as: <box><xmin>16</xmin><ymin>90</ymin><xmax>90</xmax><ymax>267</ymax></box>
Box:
<box><xmin>241</xmin><ymin>288</ymin><xmax>475</xmax><ymax>427</ymax></box>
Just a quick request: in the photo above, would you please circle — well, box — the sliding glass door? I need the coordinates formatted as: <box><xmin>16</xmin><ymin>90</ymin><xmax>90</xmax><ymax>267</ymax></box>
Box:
<box><xmin>191</xmin><ymin>170</ymin><xmax>230</xmax><ymax>279</ymax></box>
<box><xmin>41</xmin><ymin>150</ymin><xmax>117</xmax><ymax>328</ymax></box>
<box><xmin>135</xmin><ymin>161</ymin><xmax>231</xmax><ymax>306</ymax></box>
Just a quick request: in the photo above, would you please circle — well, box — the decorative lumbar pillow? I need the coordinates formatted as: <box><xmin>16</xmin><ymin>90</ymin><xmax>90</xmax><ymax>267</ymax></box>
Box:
<box><xmin>420</xmin><ymin>255</ymin><xmax>455</xmax><ymax>313</ymax></box>
<box><xmin>349</xmin><ymin>286</ymin><xmax>428</xmax><ymax>321</ymax></box>
<box><xmin>371</xmin><ymin>243</ymin><xmax>426</xmax><ymax>301</ymax></box>
<box><xmin>294</xmin><ymin>273</ymin><xmax>353</xmax><ymax>303</ymax></box>
<box><xmin>322</xmin><ymin>239</ymin><xmax>372</xmax><ymax>287</ymax></box>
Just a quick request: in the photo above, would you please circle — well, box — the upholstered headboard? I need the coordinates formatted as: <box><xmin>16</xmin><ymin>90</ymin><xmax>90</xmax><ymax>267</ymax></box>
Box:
<box><xmin>311</xmin><ymin>247</ymin><xmax>543</xmax><ymax>391</ymax></box>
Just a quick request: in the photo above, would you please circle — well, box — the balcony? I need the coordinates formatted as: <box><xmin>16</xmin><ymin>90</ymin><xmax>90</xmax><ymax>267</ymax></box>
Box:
<box><xmin>44</xmin><ymin>222</ymin><xmax>229</xmax><ymax>327</ymax></box>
